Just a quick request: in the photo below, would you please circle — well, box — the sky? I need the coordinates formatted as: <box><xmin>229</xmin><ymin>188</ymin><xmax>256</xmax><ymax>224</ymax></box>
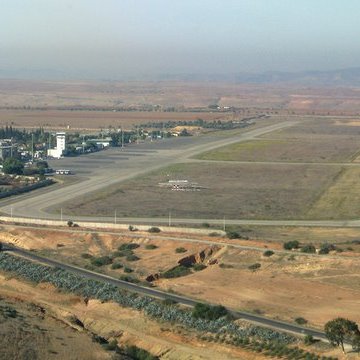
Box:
<box><xmin>1</xmin><ymin>0</ymin><xmax>360</xmax><ymax>79</ymax></box>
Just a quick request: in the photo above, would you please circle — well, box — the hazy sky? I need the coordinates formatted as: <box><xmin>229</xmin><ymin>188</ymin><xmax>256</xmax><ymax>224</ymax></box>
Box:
<box><xmin>1</xmin><ymin>0</ymin><xmax>360</xmax><ymax>79</ymax></box>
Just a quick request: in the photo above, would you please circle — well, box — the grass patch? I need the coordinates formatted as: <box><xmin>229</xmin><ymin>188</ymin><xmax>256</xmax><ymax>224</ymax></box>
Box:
<box><xmin>175</xmin><ymin>247</ymin><xmax>187</xmax><ymax>253</ymax></box>
<box><xmin>145</xmin><ymin>244</ymin><xmax>158</xmax><ymax>250</ymax></box>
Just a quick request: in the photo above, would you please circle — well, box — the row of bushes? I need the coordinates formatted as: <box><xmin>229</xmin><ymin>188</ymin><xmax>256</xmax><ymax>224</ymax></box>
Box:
<box><xmin>0</xmin><ymin>252</ymin><xmax>295</xmax><ymax>344</ymax></box>
<box><xmin>0</xmin><ymin>178</ymin><xmax>54</xmax><ymax>199</ymax></box>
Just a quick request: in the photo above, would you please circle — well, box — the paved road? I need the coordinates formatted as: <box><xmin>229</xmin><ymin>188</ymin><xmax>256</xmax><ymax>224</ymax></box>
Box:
<box><xmin>0</xmin><ymin>121</ymin><xmax>296</xmax><ymax>220</ymax></box>
<box><xmin>3</xmin><ymin>244</ymin><xmax>327</xmax><ymax>340</ymax></box>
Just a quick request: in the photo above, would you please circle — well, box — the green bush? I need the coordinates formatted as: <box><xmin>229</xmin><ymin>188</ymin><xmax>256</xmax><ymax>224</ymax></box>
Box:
<box><xmin>175</xmin><ymin>247</ymin><xmax>187</xmax><ymax>253</ymax></box>
<box><xmin>90</xmin><ymin>256</ymin><xmax>112</xmax><ymax>267</ymax></box>
<box><xmin>145</xmin><ymin>244</ymin><xmax>158</xmax><ymax>250</ymax></box>
<box><xmin>118</xmin><ymin>243</ymin><xmax>140</xmax><ymax>251</ymax></box>
<box><xmin>319</xmin><ymin>243</ymin><xmax>336</xmax><ymax>255</ymax></box>
<box><xmin>81</xmin><ymin>253</ymin><xmax>93</xmax><ymax>259</ymax></box>
<box><xmin>304</xmin><ymin>334</ymin><xmax>315</xmax><ymax>345</ymax></box>
<box><xmin>124</xmin><ymin>345</ymin><xmax>158</xmax><ymax>360</ymax></box>
<box><xmin>124</xmin><ymin>267</ymin><xmax>133</xmax><ymax>273</ymax></box>
<box><xmin>193</xmin><ymin>263</ymin><xmax>207</xmax><ymax>271</ymax></box>
<box><xmin>295</xmin><ymin>317</ymin><xmax>308</xmax><ymax>325</ymax></box>
<box><xmin>226</xmin><ymin>230</ymin><xmax>241</xmax><ymax>239</ymax></box>
<box><xmin>148</xmin><ymin>227</ymin><xmax>161</xmax><ymax>233</ymax></box>
<box><xmin>301</xmin><ymin>244</ymin><xmax>316</xmax><ymax>253</ymax></box>
<box><xmin>263</xmin><ymin>250</ymin><xmax>274</xmax><ymax>257</ymax></box>
<box><xmin>219</xmin><ymin>263</ymin><xmax>234</xmax><ymax>269</ymax></box>
<box><xmin>111</xmin><ymin>262</ymin><xmax>123</xmax><ymax>269</ymax></box>
<box><xmin>283</xmin><ymin>240</ymin><xmax>300</xmax><ymax>250</ymax></box>
<box><xmin>248</xmin><ymin>263</ymin><xmax>261</xmax><ymax>271</ymax></box>
<box><xmin>162</xmin><ymin>265</ymin><xmax>191</xmax><ymax>278</ymax></box>
<box><xmin>192</xmin><ymin>303</ymin><xmax>228</xmax><ymax>321</ymax></box>
<box><xmin>119</xmin><ymin>275</ymin><xmax>140</xmax><ymax>283</ymax></box>
<box><xmin>126</xmin><ymin>254</ymin><xmax>140</xmax><ymax>262</ymax></box>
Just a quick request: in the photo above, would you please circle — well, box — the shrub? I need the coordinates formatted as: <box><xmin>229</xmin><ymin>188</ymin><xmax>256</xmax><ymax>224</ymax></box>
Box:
<box><xmin>263</xmin><ymin>250</ymin><xmax>274</xmax><ymax>257</ymax></box>
<box><xmin>248</xmin><ymin>263</ymin><xmax>261</xmax><ymax>271</ymax></box>
<box><xmin>162</xmin><ymin>298</ymin><xmax>178</xmax><ymax>306</ymax></box>
<box><xmin>119</xmin><ymin>275</ymin><xmax>140</xmax><ymax>283</ymax></box>
<box><xmin>67</xmin><ymin>220</ymin><xmax>73</xmax><ymax>227</ymax></box>
<box><xmin>81</xmin><ymin>253</ymin><xmax>93</xmax><ymax>259</ymax></box>
<box><xmin>102</xmin><ymin>339</ymin><xmax>119</xmax><ymax>351</ymax></box>
<box><xmin>319</xmin><ymin>243</ymin><xmax>336</xmax><ymax>255</ymax></box>
<box><xmin>126</xmin><ymin>254</ymin><xmax>140</xmax><ymax>262</ymax></box>
<box><xmin>148</xmin><ymin>227</ymin><xmax>161</xmax><ymax>233</ymax></box>
<box><xmin>124</xmin><ymin>267</ymin><xmax>133</xmax><ymax>273</ymax></box>
<box><xmin>192</xmin><ymin>303</ymin><xmax>228</xmax><ymax>321</ymax></box>
<box><xmin>90</xmin><ymin>256</ymin><xmax>112</xmax><ymax>267</ymax></box>
<box><xmin>162</xmin><ymin>265</ymin><xmax>191</xmax><ymax>278</ymax></box>
<box><xmin>283</xmin><ymin>240</ymin><xmax>299</xmax><ymax>250</ymax></box>
<box><xmin>226</xmin><ymin>230</ymin><xmax>241</xmax><ymax>239</ymax></box>
<box><xmin>208</xmin><ymin>232</ymin><xmax>220</xmax><ymax>237</ymax></box>
<box><xmin>118</xmin><ymin>243</ymin><xmax>140</xmax><ymax>251</ymax></box>
<box><xmin>301</xmin><ymin>245</ymin><xmax>316</xmax><ymax>253</ymax></box>
<box><xmin>202</xmin><ymin>222</ymin><xmax>210</xmax><ymax>228</ymax></box>
<box><xmin>124</xmin><ymin>345</ymin><xmax>158</xmax><ymax>360</ymax></box>
<box><xmin>304</xmin><ymin>334</ymin><xmax>315</xmax><ymax>345</ymax></box>
<box><xmin>295</xmin><ymin>317</ymin><xmax>308</xmax><ymax>325</ymax></box>
<box><xmin>145</xmin><ymin>244</ymin><xmax>158</xmax><ymax>250</ymax></box>
<box><xmin>111</xmin><ymin>262</ymin><xmax>123</xmax><ymax>270</ymax></box>
<box><xmin>219</xmin><ymin>263</ymin><xmax>234</xmax><ymax>269</ymax></box>
<box><xmin>193</xmin><ymin>264</ymin><xmax>207</xmax><ymax>271</ymax></box>
<box><xmin>175</xmin><ymin>247</ymin><xmax>187</xmax><ymax>253</ymax></box>
<box><xmin>128</xmin><ymin>225</ymin><xmax>136</xmax><ymax>232</ymax></box>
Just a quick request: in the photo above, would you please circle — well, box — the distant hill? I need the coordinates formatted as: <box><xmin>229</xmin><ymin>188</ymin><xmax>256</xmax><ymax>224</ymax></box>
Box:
<box><xmin>2</xmin><ymin>67</ymin><xmax>360</xmax><ymax>86</ymax></box>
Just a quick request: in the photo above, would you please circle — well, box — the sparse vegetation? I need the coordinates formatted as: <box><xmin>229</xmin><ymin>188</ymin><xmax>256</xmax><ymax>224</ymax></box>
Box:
<box><xmin>111</xmin><ymin>262</ymin><xmax>123</xmax><ymax>270</ymax></box>
<box><xmin>175</xmin><ymin>247</ymin><xmax>187</xmax><ymax>253</ymax></box>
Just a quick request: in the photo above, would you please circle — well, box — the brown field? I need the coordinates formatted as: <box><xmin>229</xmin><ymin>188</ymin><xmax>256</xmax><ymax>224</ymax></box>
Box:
<box><xmin>3</xmin><ymin>79</ymin><xmax>360</xmax><ymax>116</ymax></box>
<box><xmin>1</xmin><ymin>225</ymin><xmax>360</xmax><ymax>337</ymax></box>
<box><xmin>0</xmin><ymin>109</ymin><xmax>227</xmax><ymax>131</ymax></box>
<box><xmin>57</xmin><ymin>162</ymin><xmax>342</xmax><ymax>220</ymax></box>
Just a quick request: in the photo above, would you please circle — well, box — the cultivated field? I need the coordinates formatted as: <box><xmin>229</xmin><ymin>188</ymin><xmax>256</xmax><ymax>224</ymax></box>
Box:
<box><xmin>59</xmin><ymin>162</ymin><xmax>342</xmax><ymax>220</ymax></box>
<box><xmin>0</xmin><ymin>109</ymin><xmax>226</xmax><ymax>131</ymax></box>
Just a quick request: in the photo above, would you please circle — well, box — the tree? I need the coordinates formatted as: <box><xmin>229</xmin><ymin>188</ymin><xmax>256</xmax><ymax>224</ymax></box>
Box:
<box><xmin>3</xmin><ymin>157</ymin><xmax>24</xmax><ymax>175</ymax></box>
<box><xmin>324</xmin><ymin>317</ymin><xmax>360</xmax><ymax>353</ymax></box>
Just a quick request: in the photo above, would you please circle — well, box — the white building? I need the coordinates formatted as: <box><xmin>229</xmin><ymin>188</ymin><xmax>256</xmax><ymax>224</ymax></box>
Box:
<box><xmin>47</xmin><ymin>132</ymin><xmax>66</xmax><ymax>159</ymax></box>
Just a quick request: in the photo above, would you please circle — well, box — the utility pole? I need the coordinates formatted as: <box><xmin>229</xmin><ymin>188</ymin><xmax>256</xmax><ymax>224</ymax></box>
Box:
<box><xmin>31</xmin><ymin>133</ymin><xmax>34</xmax><ymax>161</ymax></box>
<box><xmin>168</xmin><ymin>210</ymin><xmax>171</xmax><ymax>227</ymax></box>
<box><xmin>60</xmin><ymin>208</ymin><xmax>63</xmax><ymax>222</ymax></box>
<box><xmin>114</xmin><ymin>209</ymin><xmax>117</xmax><ymax>224</ymax></box>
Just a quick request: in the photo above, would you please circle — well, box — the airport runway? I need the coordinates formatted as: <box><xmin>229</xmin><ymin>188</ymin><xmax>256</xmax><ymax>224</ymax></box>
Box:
<box><xmin>0</xmin><ymin>121</ymin><xmax>296</xmax><ymax>220</ymax></box>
